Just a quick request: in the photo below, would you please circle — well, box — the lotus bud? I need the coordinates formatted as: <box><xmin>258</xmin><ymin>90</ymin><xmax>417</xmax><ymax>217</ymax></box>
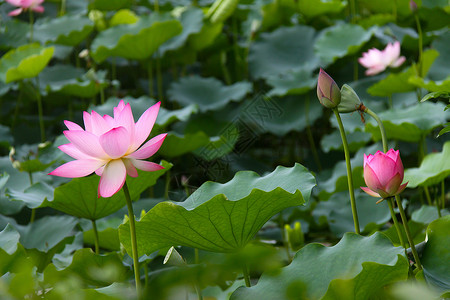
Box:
<box><xmin>284</xmin><ymin>222</ymin><xmax>304</xmax><ymax>252</ymax></box>
<box><xmin>317</xmin><ymin>68</ymin><xmax>341</xmax><ymax>109</ymax></box>
<box><xmin>338</xmin><ymin>84</ymin><xmax>363</xmax><ymax>113</ymax></box>
<box><xmin>409</xmin><ymin>0</ymin><xmax>418</xmax><ymax>12</ymax></box>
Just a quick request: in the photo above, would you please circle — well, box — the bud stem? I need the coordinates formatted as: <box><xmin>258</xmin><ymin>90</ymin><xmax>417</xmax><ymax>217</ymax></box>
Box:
<box><xmin>333</xmin><ymin>108</ymin><xmax>360</xmax><ymax>234</ymax></box>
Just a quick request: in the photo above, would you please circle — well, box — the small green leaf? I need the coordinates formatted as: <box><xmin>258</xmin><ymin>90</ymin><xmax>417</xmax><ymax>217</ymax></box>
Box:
<box><xmin>119</xmin><ymin>164</ymin><xmax>316</xmax><ymax>256</ymax></box>
<box><xmin>90</xmin><ymin>14</ymin><xmax>182</xmax><ymax>63</ymax></box>
<box><xmin>365</xmin><ymin>102</ymin><xmax>448</xmax><ymax>142</ymax></box>
<box><xmin>0</xmin><ymin>44</ymin><xmax>54</xmax><ymax>83</ymax></box>
<box><xmin>314</xmin><ymin>24</ymin><xmax>374</xmax><ymax>66</ymax></box>
<box><xmin>409</xmin><ymin>76</ymin><xmax>450</xmax><ymax>92</ymax></box>
<box><xmin>420</xmin><ymin>91</ymin><xmax>449</xmax><ymax>102</ymax></box>
<box><xmin>34</xmin><ymin>15</ymin><xmax>94</xmax><ymax>46</ymax></box>
<box><xmin>109</xmin><ymin>9</ymin><xmax>139</xmax><ymax>26</ymax></box>
<box><xmin>404</xmin><ymin>141</ymin><xmax>450</xmax><ymax>188</ymax></box>
<box><xmin>421</xmin><ymin>216</ymin><xmax>450</xmax><ymax>291</ymax></box>
<box><xmin>168</xmin><ymin>76</ymin><xmax>252</xmax><ymax>112</ymax></box>
<box><xmin>231</xmin><ymin>232</ymin><xmax>408</xmax><ymax>300</ymax></box>
<box><xmin>45</xmin><ymin>161</ymin><xmax>172</xmax><ymax>220</ymax></box>
<box><xmin>0</xmin><ymin>224</ymin><xmax>20</xmax><ymax>255</ymax></box>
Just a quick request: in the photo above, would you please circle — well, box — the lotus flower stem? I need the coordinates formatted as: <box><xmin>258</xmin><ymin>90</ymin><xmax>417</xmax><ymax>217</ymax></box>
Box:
<box><xmin>91</xmin><ymin>219</ymin><xmax>100</xmax><ymax>254</ymax></box>
<box><xmin>35</xmin><ymin>78</ymin><xmax>46</xmax><ymax>142</ymax></box>
<box><xmin>242</xmin><ymin>263</ymin><xmax>251</xmax><ymax>287</ymax></box>
<box><xmin>147</xmin><ymin>60</ymin><xmax>154</xmax><ymax>97</ymax></box>
<box><xmin>305</xmin><ymin>95</ymin><xmax>322</xmax><ymax>171</ymax></box>
<box><xmin>413</xmin><ymin>13</ymin><xmax>423</xmax><ymax>78</ymax></box>
<box><xmin>442</xmin><ymin>180</ymin><xmax>445</xmax><ymax>210</ymax></box>
<box><xmin>394</xmin><ymin>194</ymin><xmax>422</xmax><ymax>270</ymax></box>
<box><xmin>156</xmin><ymin>54</ymin><xmax>164</xmax><ymax>103</ymax></box>
<box><xmin>387</xmin><ymin>198</ymin><xmax>406</xmax><ymax>249</ymax></box>
<box><xmin>123</xmin><ymin>181</ymin><xmax>142</xmax><ymax>295</ymax></box>
<box><xmin>28</xmin><ymin>9</ymin><xmax>34</xmax><ymax>42</ymax></box>
<box><xmin>332</xmin><ymin>108</ymin><xmax>360</xmax><ymax>234</ymax></box>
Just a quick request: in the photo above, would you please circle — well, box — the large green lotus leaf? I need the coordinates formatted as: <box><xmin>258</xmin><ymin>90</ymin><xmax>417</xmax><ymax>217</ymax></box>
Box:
<box><xmin>0</xmin><ymin>44</ymin><xmax>54</xmax><ymax>83</ymax></box>
<box><xmin>266</xmin><ymin>69</ymin><xmax>317</xmax><ymax>97</ymax></box>
<box><xmin>168</xmin><ymin>76</ymin><xmax>252</xmax><ymax>112</ymax></box>
<box><xmin>313</xmin><ymin>190</ymin><xmax>391</xmax><ymax>237</ymax></box>
<box><xmin>0</xmin><ymin>224</ymin><xmax>20</xmax><ymax>255</ymax></box>
<box><xmin>249</xmin><ymin>25</ymin><xmax>318</xmax><ymax>79</ymax></box>
<box><xmin>412</xmin><ymin>205</ymin><xmax>449</xmax><ymax>224</ymax></box>
<box><xmin>44</xmin><ymin>248</ymin><xmax>129</xmax><ymax>287</ymax></box>
<box><xmin>427</xmin><ymin>33</ymin><xmax>450</xmax><ymax>81</ymax></box>
<box><xmin>368</xmin><ymin>49</ymin><xmax>439</xmax><ymax>96</ymax></box>
<box><xmin>232</xmin><ymin>232</ymin><xmax>408</xmax><ymax>300</ymax></box>
<box><xmin>314</xmin><ymin>24</ymin><xmax>374</xmax><ymax>66</ymax></box>
<box><xmin>404</xmin><ymin>141</ymin><xmax>450</xmax><ymax>188</ymax></box>
<box><xmin>365</xmin><ymin>102</ymin><xmax>448</xmax><ymax>142</ymax></box>
<box><xmin>240</xmin><ymin>95</ymin><xmax>323</xmax><ymax>136</ymax></box>
<box><xmin>358</xmin><ymin>0</ymin><xmax>416</xmax><ymax>17</ymax></box>
<box><xmin>88</xmin><ymin>0</ymin><xmax>132</xmax><ymax>10</ymax></box>
<box><xmin>7</xmin><ymin>182</ymin><xmax>54</xmax><ymax>209</ymax></box>
<box><xmin>421</xmin><ymin>216</ymin><xmax>450</xmax><ymax>291</ymax></box>
<box><xmin>160</xmin><ymin>8</ymin><xmax>203</xmax><ymax>54</ymax></box>
<box><xmin>34</xmin><ymin>15</ymin><xmax>94</xmax><ymax>46</ymax></box>
<box><xmin>38</xmin><ymin>65</ymin><xmax>108</xmax><ymax>97</ymax></box>
<box><xmin>187</xmin><ymin>21</ymin><xmax>223</xmax><ymax>51</ymax></box>
<box><xmin>44</xmin><ymin>161</ymin><xmax>172</xmax><ymax>220</ymax></box>
<box><xmin>90</xmin><ymin>14</ymin><xmax>182</xmax><ymax>63</ymax></box>
<box><xmin>119</xmin><ymin>164</ymin><xmax>316</xmax><ymax>256</ymax></box>
<box><xmin>0</xmin><ymin>20</ymin><xmax>28</xmax><ymax>48</ymax></box>
<box><xmin>16</xmin><ymin>215</ymin><xmax>78</xmax><ymax>252</ymax></box>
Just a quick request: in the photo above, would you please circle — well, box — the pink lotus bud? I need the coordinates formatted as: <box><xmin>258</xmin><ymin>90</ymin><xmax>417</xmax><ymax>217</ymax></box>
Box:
<box><xmin>361</xmin><ymin>149</ymin><xmax>408</xmax><ymax>200</ymax></box>
<box><xmin>409</xmin><ymin>0</ymin><xmax>418</xmax><ymax>12</ymax></box>
<box><xmin>358</xmin><ymin>41</ymin><xmax>406</xmax><ymax>76</ymax></box>
<box><xmin>317</xmin><ymin>68</ymin><xmax>341</xmax><ymax>109</ymax></box>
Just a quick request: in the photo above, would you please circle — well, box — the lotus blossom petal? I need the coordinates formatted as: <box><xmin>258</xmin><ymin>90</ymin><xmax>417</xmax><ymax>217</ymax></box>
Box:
<box><xmin>99</xmin><ymin>127</ymin><xmax>130</xmax><ymax>159</ymax></box>
<box><xmin>64</xmin><ymin>130</ymin><xmax>108</xmax><ymax>159</ymax></box>
<box><xmin>6</xmin><ymin>0</ymin><xmax>22</xmax><ymax>6</ymax></box>
<box><xmin>6</xmin><ymin>0</ymin><xmax>44</xmax><ymax>16</ymax></box>
<box><xmin>361</xmin><ymin>149</ymin><xmax>408</xmax><ymax>200</ymax></box>
<box><xmin>127</xmin><ymin>133</ymin><xmax>167</xmax><ymax>160</ymax></box>
<box><xmin>48</xmin><ymin>159</ymin><xmax>105</xmax><ymax>178</ymax></box>
<box><xmin>130</xmin><ymin>159</ymin><xmax>165</xmax><ymax>172</ymax></box>
<box><xmin>98</xmin><ymin>159</ymin><xmax>127</xmax><ymax>198</ymax></box>
<box><xmin>8</xmin><ymin>8</ymin><xmax>23</xmax><ymax>16</ymax></box>
<box><xmin>133</xmin><ymin>102</ymin><xmax>161</xmax><ymax>151</ymax></box>
<box><xmin>50</xmin><ymin>99</ymin><xmax>166</xmax><ymax>198</ymax></box>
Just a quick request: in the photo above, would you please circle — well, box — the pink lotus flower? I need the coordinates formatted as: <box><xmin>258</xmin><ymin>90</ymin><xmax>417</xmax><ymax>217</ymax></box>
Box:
<box><xmin>49</xmin><ymin>100</ymin><xmax>167</xmax><ymax>198</ymax></box>
<box><xmin>358</xmin><ymin>41</ymin><xmax>406</xmax><ymax>76</ymax></box>
<box><xmin>5</xmin><ymin>0</ymin><xmax>44</xmax><ymax>16</ymax></box>
<box><xmin>361</xmin><ymin>149</ymin><xmax>408</xmax><ymax>199</ymax></box>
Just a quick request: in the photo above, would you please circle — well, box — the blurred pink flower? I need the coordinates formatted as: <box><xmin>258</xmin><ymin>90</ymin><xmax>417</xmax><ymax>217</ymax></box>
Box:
<box><xmin>49</xmin><ymin>100</ymin><xmax>167</xmax><ymax>198</ymax></box>
<box><xmin>6</xmin><ymin>0</ymin><xmax>44</xmax><ymax>16</ymax></box>
<box><xmin>358</xmin><ymin>41</ymin><xmax>406</xmax><ymax>76</ymax></box>
<box><xmin>361</xmin><ymin>149</ymin><xmax>408</xmax><ymax>199</ymax></box>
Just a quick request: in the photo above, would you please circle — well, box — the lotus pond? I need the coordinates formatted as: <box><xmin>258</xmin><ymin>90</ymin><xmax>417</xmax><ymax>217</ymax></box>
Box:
<box><xmin>0</xmin><ymin>0</ymin><xmax>449</xmax><ymax>299</ymax></box>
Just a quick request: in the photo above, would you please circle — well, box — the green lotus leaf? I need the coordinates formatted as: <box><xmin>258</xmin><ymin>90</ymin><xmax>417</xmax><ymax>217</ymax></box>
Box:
<box><xmin>420</xmin><ymin>91</ymin><xmax>449</xmax><ymax>102</ymax></box>
<box><xmin>365</xmin><ymin>102</ymin><xmax>448</xmax><ymax>142</ymax></box>
<box><xmin>109</xmin><ymin>9</ymin><xmax>138</xmax><ymax>26</ymax></box>
<box><xmin>358</xmin><ymin>0</ymin><xmax>417</xmax><ymax>17</ymax></box>
<box><xmin>421</xmin><ymin>216</ymin><xmax>450</xmax><ymax>291</ymax></box>
<box><xmin>409</xmin><ymin>76</ymin><xmax>450</xmax><ymax>92</ymax></box>
<box><xmin>119</xmin><ymin>164</ymin><xmax>316</xmax><ymax>256</ymax></box>
<box><xmin>44</xmin><ymin>161</ymin><xmax>172</xmax><ymax>220</ymax></box>
<box><xmin>231</xmin><ymin>232</ymin><xmax>409</xmax><ymax>300</ymax></box>
<box><xmin>404</xmin><ymin>141</ymin><xmax>450</xmax><ymax>188</ymax></box>
<box><xmin>160</xmin><ymin>7</ymin><xmax>204</xmax><ymax>54</ymax></box>
<box><xmin>187</xmin><ymin>21</ymin><xmax>223</xmax><ymax>51</ymax></box>
<box><xmin>0</xmin><ymin>226</ymin><xmax>27</xmax><ymax>276</ymax></box>
<box><xmin>90</xmin><ymin>14</ymin><xmax>182</xmax><ymax>63</ymax></box>
<box><xmin>0</xmin><ymin>224</ymin><xmax>20</xmax><ymax>255</ymax></box>
<box><xmin>168</xmin><ymin>76</ymin><xmax>252</xmax><ymax>112</ymax></box>
<box><xmin>43</xmin><ymin>248</ymin><xmax>129</xmax><ymax>287</ymax></box>
<box><xmin>412</xmin><ymin>205</ymin><xmax>449</xmax><ymax>224</ymax></box>
<box><xmin>34</xmin><ymin>15</ymin><xmax>94</xmax><ymax>46</ymax></box>
<box><xmin>7</xmin><ymin>182</ymin><xmax>54</xmax><ymax>209</ymax></box>
<box><xmin>0</xmin><ymin>20</ymin><xmax>28</xmax><ymax>48</ymax></box>
<box><xmin>0</xmin><ymin>44</ymin><xmax>54</xmax><ymax>83</ymax></box>
<box><xmin>158</xmin><ymin>131</ymin><xmax>211</xmax><ymax>157</ymax></box>
<box><xmin>249</xmin><ymin>25</ymin><xmax>318</xmax><ymax>79</ymax></box>
<box><xmin>279</xmin><ymin>0</ymin><xmax>345</xmax><ymax>18</ymax></box>
<box><xmin>239</xmin><ymin>95</ymin><xmax>323</xmax><ymax>136</ymax></box>
<box><xmin>314</xmin><ymin>23</ymin><xmax>374</xmax><ymax>66</ymax></box>
<box><xmin>321</xmin><ymin>130</ymin><xmax>372</xmax><ymax>153</ymax></box>
<box><xmin>38</xmin><ymin>65</ymin><xmax>108</xmax><ymax>97</ymax></box>
<box><xmin>266</xmin><ymin>69</ymin><xmax>317</xmax><ymax>97</ymax></box>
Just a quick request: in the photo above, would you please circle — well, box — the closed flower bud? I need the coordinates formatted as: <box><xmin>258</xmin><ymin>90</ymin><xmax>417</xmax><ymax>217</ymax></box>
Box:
<box><xmin>361</xmin><ymin>149</ymin><xmax>408</xmax><ymax>200</ymax></box>
<box><xmin>409</xmin><ymin>0</ymin><xmax>418</xmax><ymax>12</ymax></box>
<box><xmin>317</xmin><ymin>68</ymin><xmax>341</xmax><ymax>109</ymax></box>
<box><xmin>338</xmin><ymin>84</ymin><xmax>362</xmax><ymax>113</ymax></box>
